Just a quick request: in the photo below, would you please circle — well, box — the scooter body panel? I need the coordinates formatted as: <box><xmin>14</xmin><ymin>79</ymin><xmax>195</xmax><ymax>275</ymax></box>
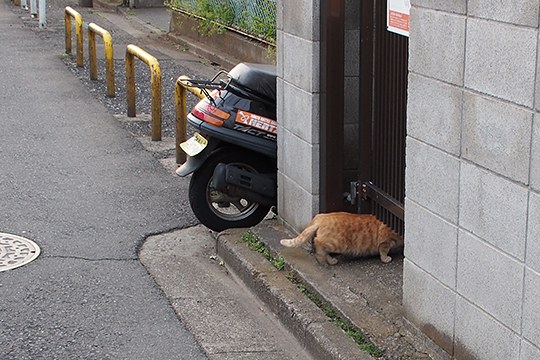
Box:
<box><xmin>187</xmin><ymin>114</ymin><xmax>276</xmax><ymax>159</ymax></box>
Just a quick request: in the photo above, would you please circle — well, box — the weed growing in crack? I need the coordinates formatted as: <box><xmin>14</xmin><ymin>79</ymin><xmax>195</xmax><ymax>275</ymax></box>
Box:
<box><xmin>290</xmin><ymin>274</ymin><xmax>383</xmax><ymax>357</ymax></box>
<box><xmin>240</xmin><ymin>231</ymin><xmax>285</xmax><ymax>271</ymax></box>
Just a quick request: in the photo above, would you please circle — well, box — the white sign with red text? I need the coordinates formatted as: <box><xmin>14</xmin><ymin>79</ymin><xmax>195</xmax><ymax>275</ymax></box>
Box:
<box><xmin>387</xmin><ymin>0</ymin><xmax>410</xmax><ymax>37</ymax></box>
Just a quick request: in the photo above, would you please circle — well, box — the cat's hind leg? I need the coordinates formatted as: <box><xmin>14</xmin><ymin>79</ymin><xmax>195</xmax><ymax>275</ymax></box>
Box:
<box><xmin>378</xmin><ymin>241</ymin><xmax>392</xmax><ymax>263</ymax></box>
<box><xmin>314</xmin><ymin>245</ymin><xmax>338</xmax><ymax>265</ymax></box>
<box><xmin>313</xmin><ymin>245</ymin><xmax>331</xmax><ymax>265</ymax></box>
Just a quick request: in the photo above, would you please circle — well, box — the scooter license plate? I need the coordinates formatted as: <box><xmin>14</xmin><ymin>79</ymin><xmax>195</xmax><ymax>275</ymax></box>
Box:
<box><xmin>180</xmin><ymin>132</ymin><xmax>208</xmax><ymax>156</ymax></box>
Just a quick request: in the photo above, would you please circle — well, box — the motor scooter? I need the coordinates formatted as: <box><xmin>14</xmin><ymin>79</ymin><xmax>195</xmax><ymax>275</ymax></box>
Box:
<box><xmin>176</xmin><ymin>63</ymin><xmax>277</xmax><ymax>232</ymax></box>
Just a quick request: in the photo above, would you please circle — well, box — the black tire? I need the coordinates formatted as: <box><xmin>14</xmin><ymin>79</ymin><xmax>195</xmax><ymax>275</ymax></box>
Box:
<box><xmin>188</xmin><ymin>148</ymin><xmax>275</xmax><ymax>232</ymax></box>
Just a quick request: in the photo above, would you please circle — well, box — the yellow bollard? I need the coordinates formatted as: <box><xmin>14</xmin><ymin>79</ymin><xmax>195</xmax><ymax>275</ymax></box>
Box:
<box><xmin>64</xmin><ymin>7</ymin><xmax>83</xmax><ymax>67</ymax></box>
<box><xmin>125</xmin><ymin>44</ymin><xmax>162</xmax><ymax>141</ymax></box>
<box><xmin>88</xmin><ymin>23</ymin><xmax>115</xmax><ymax>98</ymax></box>
<box><xmin>174</xmin><ymin>76</ymin><xmax>206</xmax><ymax>164</ymax></box>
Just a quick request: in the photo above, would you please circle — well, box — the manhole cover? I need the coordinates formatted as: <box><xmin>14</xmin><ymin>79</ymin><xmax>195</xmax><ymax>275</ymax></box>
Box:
<box><xmin>0</xmin><ymin>233</ymin><xmax>41</xmax><ymax>272</ymax></box>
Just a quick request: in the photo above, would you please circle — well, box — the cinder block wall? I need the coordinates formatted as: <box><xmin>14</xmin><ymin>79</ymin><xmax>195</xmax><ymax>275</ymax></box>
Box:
<box><xmin>404</xmin><ymin>1</ymin><xmax>540</xmax><ymax>358</ymax></box>
<box><xmin>277</xmin><ymin>0</ymin><xmax>360</xmax><ymax>231</ymax></box>
<box><xmin>276</xmin><ymin>0</ymin><xmax>321</xmax><ymax>231</ymax></box>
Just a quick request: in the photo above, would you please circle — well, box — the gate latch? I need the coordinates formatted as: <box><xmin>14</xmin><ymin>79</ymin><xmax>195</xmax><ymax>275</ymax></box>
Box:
<box><xmin>344</xmin><ymin>181</ymin><xmax>360</xmax><ymax>206</ymax></box>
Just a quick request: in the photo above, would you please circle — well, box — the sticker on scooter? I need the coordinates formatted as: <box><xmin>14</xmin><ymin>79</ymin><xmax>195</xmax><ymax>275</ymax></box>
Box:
<box><xmin>235</xmin><ymin>110</ymin><xmax>277</xmax><ymax>134</ymax></box>
<box><xmin>180</xmin><ymin>132</ymin><xmax>208</xmax><ymax>156</ymax></box>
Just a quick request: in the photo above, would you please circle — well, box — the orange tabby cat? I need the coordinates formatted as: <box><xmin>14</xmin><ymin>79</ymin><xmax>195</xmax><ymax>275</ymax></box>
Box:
<box><xmin>280</xmin><ymin>212</ymin><xmax>403</xmax><ymax>265</ymax></box>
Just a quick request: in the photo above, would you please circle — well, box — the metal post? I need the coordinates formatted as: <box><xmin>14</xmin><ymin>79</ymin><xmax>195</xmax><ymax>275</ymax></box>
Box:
<box><xmin>174</xmin><ymin>76</ymin><xmax>206</xmax><ymax>164</ymax></box>
<box><xmin>30</xmin><ymin>0</ymin><xmax>37</xmax><ymax>18</ymax></box>
<box><xmin>174</xmin><ymin>81</ymin><xmax>187</xmax><ymax>164</ymax></box>
<box><xmin>64</xmin><ymin>7</ymin><xmax>83</xmax><ymax>66</ymax></box>
<box><xmin>88</xmin><ymin>30</ymin><xmax>97</xmax><ymax>80</ymax></box>
<box><xmin>358</xmin><ymin>0</ymin><xmax>374</xmax><ymax>214</ymax></box>
<box><xmin>38</xmin><ymin>0</ymin><xmax>46</xmax><ymax>28</ymax></box>
<box><xmin>88</xmin><ymin>23</ymin><xmax>115</xmax><ymax>97</ymax></box>
<box><xmin>150</xmin><ymin>62</ymin><xmax>162</xmax><ymax>141</ymax></box>
<box><xmin>125</xmin><ymin>44</ymin><xmax>162</xmax><ymax>141</ymax></box>
<box><xmin>125</xmin><ymin>49</ymin><xmax>136</xmax><ymax>118</ymax></box>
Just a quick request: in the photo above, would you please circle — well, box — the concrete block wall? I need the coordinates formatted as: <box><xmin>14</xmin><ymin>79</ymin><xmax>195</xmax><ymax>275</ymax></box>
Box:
<box><xmin>276</xmin><ymin>0</ymin><xmax>321</xmax><ymax>231</ymax></box>
<box><xmin>404</xmin><ymin>1</ymin><xmax>540</xmax><ymax>358</ymax></box>
<box><xmin>277</xmin><ymin>0</ymin><xmax>360</xmax><ymax>230</ymax></box>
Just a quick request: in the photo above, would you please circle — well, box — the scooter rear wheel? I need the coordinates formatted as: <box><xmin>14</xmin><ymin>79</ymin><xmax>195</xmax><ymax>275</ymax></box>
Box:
<box><xmin>188</xmin><ymin>148</ymin><xmax>274</xmax><ymax>232</ymax></box>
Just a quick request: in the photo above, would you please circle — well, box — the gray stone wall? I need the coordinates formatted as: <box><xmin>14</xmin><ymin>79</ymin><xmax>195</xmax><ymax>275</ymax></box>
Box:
<box><xmin>404</xmin><ymin>1</ymin><xmax>540</xmax><ymax>358</ymax></box>
<box><xmin>277</xmin><ymin>0</ymin><xmax>360</xmax><ymax>231</ymax></box>
<box><xmin>276</xmin><ymin>0</ymin><xmax>321</xmax><ymax>231</ymax></box>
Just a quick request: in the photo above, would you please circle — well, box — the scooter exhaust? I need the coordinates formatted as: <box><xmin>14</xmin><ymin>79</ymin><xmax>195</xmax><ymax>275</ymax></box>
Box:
<box><xmin>212</xmin><ymin>163</ymin><xmax>276</xmax><ymax>207</ymax></box>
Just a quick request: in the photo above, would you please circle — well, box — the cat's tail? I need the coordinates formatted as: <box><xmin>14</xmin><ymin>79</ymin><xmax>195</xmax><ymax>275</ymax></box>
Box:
<box><xmin>280</xmin><ymin>223</ymin><xmax>319</xmax><ymax>248</ymax></box>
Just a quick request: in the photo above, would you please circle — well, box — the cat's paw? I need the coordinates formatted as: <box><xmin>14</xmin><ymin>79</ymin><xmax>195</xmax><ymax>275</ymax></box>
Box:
<box><xmin>326</xmin><ymin>256</ymin><xmax>338</xmax><ymax>265</ymax></box>
<box><xmin>380</xmin><ymin>255</ymin><xmax>392</xmax><ymax>263</ymax></box>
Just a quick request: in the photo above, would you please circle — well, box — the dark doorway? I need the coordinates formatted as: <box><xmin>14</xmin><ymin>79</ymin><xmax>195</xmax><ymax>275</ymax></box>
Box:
<box><xmin>358</xmin><ymin>0</ymin><xmax>408</xmax><ymax>235</ymax></box>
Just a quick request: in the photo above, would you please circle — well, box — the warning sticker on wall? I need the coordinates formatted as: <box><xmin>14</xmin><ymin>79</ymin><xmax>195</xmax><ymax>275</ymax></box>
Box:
<box><xmin>387</xmin><ymin>0</ymin><xmax>410</xmax><ymax>37</ymax></box>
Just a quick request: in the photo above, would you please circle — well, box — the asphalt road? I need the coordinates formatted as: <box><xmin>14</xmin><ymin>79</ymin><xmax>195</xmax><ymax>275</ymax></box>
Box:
<box><xmin>0</xmin><ymin>2</ymin><xmax>205</xmax><ymax>358</ymax></box>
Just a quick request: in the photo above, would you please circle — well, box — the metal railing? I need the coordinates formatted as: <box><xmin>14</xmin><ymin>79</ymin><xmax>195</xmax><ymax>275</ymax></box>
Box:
<box><xmin>88</xmin><ymin>23</ymin><xmax>115</xmax><ymax>97</ymax></box>
<box><xmin>174</xmin><ymin>76</ymin><xmax>206</xmax><ymax>164</ymax></box>
<box><xmin>65</xmin><ymin>7</ymin><xmax>83</xmax><ymax>67</ymax></box>
<box><xmin>125</xmin><ymin>44</ymin><xmax>162</xmax><ymax>141</ymax></box>
<box><xmin>60</xmin><ymin>6</ymin><xmax>207</xmax><ymax>155</ymax></box>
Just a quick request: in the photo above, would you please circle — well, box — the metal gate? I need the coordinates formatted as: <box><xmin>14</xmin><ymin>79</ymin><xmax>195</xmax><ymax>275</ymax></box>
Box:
<box><xmin>356</xmin><ymin>0</ymin><xmax>408</xmax><ymax>235</ymax></box>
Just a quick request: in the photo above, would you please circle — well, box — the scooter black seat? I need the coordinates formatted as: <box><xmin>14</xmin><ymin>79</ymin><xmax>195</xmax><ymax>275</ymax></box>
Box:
<box><xmin>228</xmin><ymin>63</ymin><xmax>276</xmax><ymax>102</ymax></box>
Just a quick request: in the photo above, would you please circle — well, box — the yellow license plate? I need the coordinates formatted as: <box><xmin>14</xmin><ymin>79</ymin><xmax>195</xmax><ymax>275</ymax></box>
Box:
<box><xmin>180</xmin><ymin>133</ymin><xmax>208</xmax><ymax>156</ymax></box>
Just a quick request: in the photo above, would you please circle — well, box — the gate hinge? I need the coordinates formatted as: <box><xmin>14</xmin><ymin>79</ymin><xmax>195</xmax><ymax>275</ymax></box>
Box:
<box><xmin>361</xmin><ymin>181</ymin><xmax>369</xmax><ymax>201</ymax></box>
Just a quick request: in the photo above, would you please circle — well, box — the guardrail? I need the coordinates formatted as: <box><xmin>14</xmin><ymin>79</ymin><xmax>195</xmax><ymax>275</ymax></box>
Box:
<box><xmin>125</xmin><ymin>44</ymin><xmax>162</xmax><ymax>141</ymax></box>
<box><xmin>64</xmin><ymin>7</ymin><xmax>83</xmax><ymax>67</ymax></box>
<box><xmin>174</xmin><ymin>76</ymin><xmax>206</xmax><ymax>164</ymax></box>
<box><xmin>88</xmin><ymin>23</ymin><xmax>115</xmax><ymax>97</ymax></box>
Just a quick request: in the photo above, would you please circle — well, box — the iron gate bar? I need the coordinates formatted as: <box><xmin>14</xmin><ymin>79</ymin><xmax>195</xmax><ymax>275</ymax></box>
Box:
<box><xmin>357</xmin><ymin>0</ymin><xmax>408</xmax><ymax>235</ymax></box>
<box><xmin>358</xmin><ymin>0</ymin><xmax>374</xmax><ymax>215</ymax></box>
<box><xmin>371</xmin><ymin>0</ymin><xmax>408</xmax><ymax>233</ymax></box>
<box><xmin>362</xmin><ymin>182</ymin><xmax>404</xmax><ymax>220</ymax></box>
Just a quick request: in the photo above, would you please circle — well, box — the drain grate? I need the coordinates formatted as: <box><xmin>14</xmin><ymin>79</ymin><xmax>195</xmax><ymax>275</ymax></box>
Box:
<box><xmin>0</xmin><ymin>233</ymin><xmax>41</xmax><ymax>272</ymax></box>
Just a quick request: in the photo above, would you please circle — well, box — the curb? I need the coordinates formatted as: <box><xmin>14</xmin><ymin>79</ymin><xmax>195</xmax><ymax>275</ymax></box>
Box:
<box><xmin>215</xmin><ymin>228</ymin><xmax>372</xmax><ymax>360</ymax></box>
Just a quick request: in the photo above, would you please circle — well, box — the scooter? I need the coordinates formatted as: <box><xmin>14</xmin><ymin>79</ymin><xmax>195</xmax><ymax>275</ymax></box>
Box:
<box><xmin>176</xmin><ymin>63</ymin><xmax>277</xmax><ymax>232</ymax></box>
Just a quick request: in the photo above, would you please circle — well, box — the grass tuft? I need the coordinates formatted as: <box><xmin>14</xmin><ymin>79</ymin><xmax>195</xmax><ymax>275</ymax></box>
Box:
<box><xmin>240</xmin><ymin>231</ymin><xmax>285</xmax><ymax>270</ymax></box>
<box><xmin>290</xmin><ymin>275</ymin><xmax>383</xmax><ymax>357</ymax></box>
